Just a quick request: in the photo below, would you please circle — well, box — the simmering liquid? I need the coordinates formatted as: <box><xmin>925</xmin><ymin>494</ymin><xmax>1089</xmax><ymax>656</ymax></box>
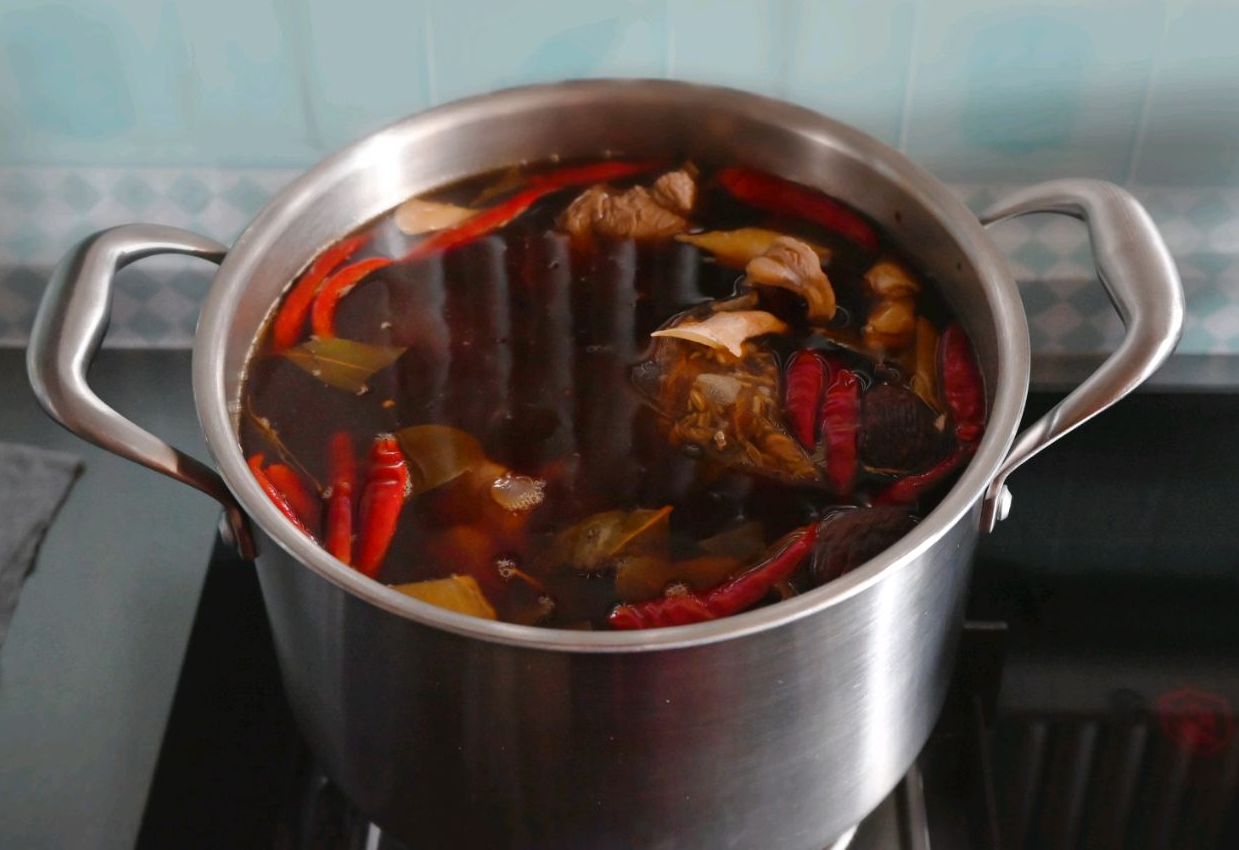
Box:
<box><xmin>239</xmin><ymin>161</ymin><xmax>986</xmax><ymax>629</ymax></box>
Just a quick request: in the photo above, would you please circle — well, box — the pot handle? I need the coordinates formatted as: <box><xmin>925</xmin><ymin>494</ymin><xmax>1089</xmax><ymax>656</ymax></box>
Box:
<box><xmin>27</xmin><ymin>224</ymin><xmax>255</xmax><ymax>556</ymax></box>
<box><xmin>978</xmin><ymin>180</ymin><xmax>1184</xmax><ymax>532</ymax></box>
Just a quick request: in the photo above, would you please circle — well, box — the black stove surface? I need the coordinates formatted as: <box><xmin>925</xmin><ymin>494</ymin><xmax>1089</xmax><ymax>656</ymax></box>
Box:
<box><xmin>136</xmin><ymin>392</ymin><xmax>1239</xmax><ymax>849</ymax></box>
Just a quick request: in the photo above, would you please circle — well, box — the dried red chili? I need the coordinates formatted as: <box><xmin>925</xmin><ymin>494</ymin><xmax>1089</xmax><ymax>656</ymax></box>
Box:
<box><xmin>355</xmin><ymin>435</ymin><xmax>411</xmax><ymax>578</ymax></box>
<box><xmin>784</xmin><ymin>350</ymin><xmax>830</xmax><ymax>449</ymax></box>
<box><xmin>872</xmin><ymin>443</ymin><xmax>975</xmax><ymax>506</ymax></box>
<box><xmin>608</xmin><ymin>524</ymin><xmax>817</xmax><ymax>629</ymax></box>
<box><xmin>940</xmin><ymin>323</ymin><xmax>986</xmax><ymax>443</ymax></box>
<box><xmin>264</xmin><ymin>463</ymin><xmax>319</xmax><ymax>529</ymax></box>
<box><xmin>400</xmin><ymin>159</ymin><xmax>660</xmax><ymax>266</ymax></box>
<box><xmin>527</xmin><ymin>160</ymin><xmax>662</xmax><ymax>192</ymax></box>
<box><xmin>310</xmin><ymin>160</ymin><xmax>662</xmax><ymax>338</ymax></box>
<box><xmin>271</xmin><ymin>234</ymin><xmax>367</xmax><ymax>351</ymax></box>
<box><xmin>820</xmin><ymin>368</ymin><xmax>860</xmax><ymax>495</ymax></box>
<box><xmin>248</xmin><ymin>453</ymin><xmax>315</xmax><ymax>538</ymax></box>
<box><xmin>324</xmin><ymin>431</ymin><xmax>357</xmax><ymax>565</ymax></box>
<box><xmin>309</xmin><ymin>256</ymin><xmax>395</xmax><ymax>340</ymax></box>
<box><xmin>716</xmin><ymin>167</ymin><xmax>879</xmax><ymax>252</ymax></box>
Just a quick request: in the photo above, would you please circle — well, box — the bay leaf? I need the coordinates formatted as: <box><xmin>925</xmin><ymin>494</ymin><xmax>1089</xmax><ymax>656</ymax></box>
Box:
<box><xmin>391</xmin><ymin>575</ymin><xmax>497</xmax><ymax>619</ymax></box>
<box><xmin>395</xmin><ymin>424</ymin><xmax>491</xmax><ymax>495</ymax></box>
<box><xmin>394</xmin><ymin>197</ymin><xmax>476</xmax><ymax>236</ymax></box>
<box><xmin>651</xmin><ymin>310</ymin><xmax>787</xmax><ymax>358</ymax></box>
<box><xmin>284</xmin><ymin>338</ymin><xmax>405</xmax><ymax>392</ymax></box>
<box><xmin>698</xmin><ymin>521</ymin><xmax>766</xmax><ymax>561</ymax></box>
<box><xmin>550</xmin><ymin>506</ymin><xmax>672</xmax><ymax>573</ymax></box>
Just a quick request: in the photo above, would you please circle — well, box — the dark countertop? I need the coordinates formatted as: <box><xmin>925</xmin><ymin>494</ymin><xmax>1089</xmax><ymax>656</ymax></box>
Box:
<box><xmin>0</xmin><ymin>349</ymin><xmax>218</xmax><ymax>850</ymax></box>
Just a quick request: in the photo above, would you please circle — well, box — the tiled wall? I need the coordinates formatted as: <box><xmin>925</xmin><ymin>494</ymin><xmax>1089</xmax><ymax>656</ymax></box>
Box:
<box><xmin>2</xmin><ymin>0</ymin><xmax>1239</xmax><ymax>353</ymax></box>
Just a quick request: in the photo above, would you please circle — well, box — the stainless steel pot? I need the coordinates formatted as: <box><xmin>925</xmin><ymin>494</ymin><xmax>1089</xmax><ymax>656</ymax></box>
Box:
<box><xmin>27</xmin><ymin>80</ymin><xmax>1182</xmax><ymax>849</ymax></box>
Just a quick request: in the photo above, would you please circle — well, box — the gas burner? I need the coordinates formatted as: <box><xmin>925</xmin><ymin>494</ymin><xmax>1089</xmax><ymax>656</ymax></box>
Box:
<box><xmin>308</xmin><ymin>761</ymin><xmax>924</xmax><ymax>850</ymax></box>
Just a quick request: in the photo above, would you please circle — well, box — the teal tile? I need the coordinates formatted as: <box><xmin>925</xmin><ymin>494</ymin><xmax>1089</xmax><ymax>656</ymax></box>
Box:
<box><xmin>0</xmin><ymin>0</ymin><xmax>314</xmax><ymax>167</ymax></box>
<box><xmin>1189</xmin><ymin>250</ymin><xmax>1233</xmax><ymax>277</ymax></box>
<box><xmin>127</xmin><ymin>308</ymin><xmax>172</xmax><ymax>340</ymax></box>
<box><xmin>1176</xmin><ymin>322</ymin><xmax>1216</xmax><ymax>353</ymax></box>
<box><xmin>1134</xmin><ymin>1</ymin><xmax>1239</xmax><ymax>186</ymax></box>
<box><xmin>666</xmin><ymin>0</ymin><xmax>782</xmax><ymax>95</ymax></box>
<box><xmin>1011</xmin><ymin>239</ymin><xmax>1060</xmax><ymax>275</ymax></box>
<box><xmin>0</xmin><ymin>0</ymin><xmax>187</xmax><ymax>165</ymax></box>
<box><xmin>2</xmin><ymin>172</ymin><xmax>46</xmax><ymax>208</ymax></box>
<box><xmin>58</xmin><ymin>172</ymin><xmax>102</xmax><ymax>209</ymax></box>
<box><xmin>905</xmin><ymin>0</ymin><xmax>1164</xmax><ymax>182</ymax></box>
<box><xmin>1</xmin><ymin>221</ymin><xmax>47</xmax><ymax>260</ymax></box>
<box><xmin>428</xmin><ymin>0</ymin><xmax>669</xmax><ymax>103</ymax></box>
<box><xmin>783</xmin><ymin>0</ymin><xmax>916</xmax><ymax>147</ymax></box>
<box><xmin>166</xmin><ymin>174</ymin><xmax>211</xmax><ymax>214</ymax></box>
<box><xmin>302</xmin><ymin>0</ymin><xmax>433</xmax><ymax>151</ymax></box>
<box><xmin>1058</xmin><ymin>322</ymin><xmax>1106</xmax><ymax>351</ymax></box>
<box><xmin>3</xmin><ymin>268</ymin><xmax>44</xmax><ymax>302</ymax></box>
<box><xmin>0</xmin><ymin>3</ymin><xmax>134</xmax><ymax>146</ymax></box>
<box><xmin>222</xmin><ymin>177</ymin><xmax>271</xmax><ymax>217</ymax></box>
<box><xmin>1189</xmin><ymin>281</ymin><xmax>1231</xmax><ymax>314</ymax></box>
<box><xmin>175</xmin><ymin>0</ymin><xmax>316</xmax><ymax>165</ymax></box>
<box><xmin>112</xmin><ymin>173</ymin><xmax>157</xmax><ymax>213</ymax></box>
<box><xmin>1184</xmin><ymin>193</ymin><xmax>1231</xmax><ymax>229</ymax></box>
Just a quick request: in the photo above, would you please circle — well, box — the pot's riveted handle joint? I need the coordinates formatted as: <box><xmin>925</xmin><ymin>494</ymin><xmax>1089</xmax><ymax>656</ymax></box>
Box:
<box><xmin>979</xmin><ymin>180</ymin><xmax>1184</xmax><ymax>532</ymax></box>
<box><xmin>27</xmin><ymin>224</ymin><xmax>255</xmax><ymax>557</ymax></box>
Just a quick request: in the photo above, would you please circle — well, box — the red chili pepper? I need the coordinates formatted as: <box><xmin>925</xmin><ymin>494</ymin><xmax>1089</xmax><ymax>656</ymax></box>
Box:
<box><xmin>784</xmin><ymin>351</ymin><xmax>830</xmax><ymax>450</ymax></box>
<box><xmin>608</xmin><ymin>524</ymin><xmax>818</xmax><ymax>630</ymax></box>
<box><xmin>399</xmin><ymin>159</ymin><xmax>661</xmax><ymax>265</ymax></box>
<box><xmin>872</xmin><ymin>443</ymin><xmax>976</xmax><ymax>506</ymax></box>
<box><xmin>324</xmin><ymin>432</ymin><xmax>357</xmax><ymax>565</ymax></box>
<box><xmin>309</xmin><ymin>256</ymin><xmax>394</xmax><ymax>339</ymax></box>
<box><xmin>271</xmin><ymin>234</ymin><xmax>367</xmax><ymax>351</ymax></box>
<box><xmin>820</xmin><ymin>368</ymin><xmax>860</xmax><ymax>495</ymax></box>
<box><xmin>940</xmin><ymin>323</ymin><xmax>986</xmax><ymax>443</ymax></box>
<box><xmin>401</xmin><ymin>186</ymin><xmax>545</xmax><ymax>265</ymax></box>
<box><xmin>354</xmin><ymin>435</ymin><xmax>411</xmax><ymax>578</ymax></box>
<box><xmin>716</xmin><ymin>167</ymin><xmax>879</xmax><ymax>252</ymax></box>
<box><xmin>305</xmin><ymin>160</ymin><xmax>663</xmax><ymax>337</ymax></box>
<box><xmin>527</xmin><ymin>159</ymin><xmax>660</xmax><ymax>191</ymax></box>
<box><xmin>265</xmin><ymin>463</ymin><xmax>319</xmax><ymax>530</ymax></box>
<box><xmin>248</xmin><ymin>453</ymin><xmax>315</xmax><ymax>539</ymax></box>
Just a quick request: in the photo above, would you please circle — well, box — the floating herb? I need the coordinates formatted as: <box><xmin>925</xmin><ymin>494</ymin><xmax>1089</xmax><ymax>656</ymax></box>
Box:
<box><xmin>284</xmin><ymin>338</ymin><xmax>405</xmax><ymax>393</ymax></box>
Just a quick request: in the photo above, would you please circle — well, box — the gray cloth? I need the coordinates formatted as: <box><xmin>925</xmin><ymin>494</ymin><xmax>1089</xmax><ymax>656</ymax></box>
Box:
<box><xmin>0</xmin><ymin>442</ymin><xmax>82</xmax><ymax>650</ymax></box>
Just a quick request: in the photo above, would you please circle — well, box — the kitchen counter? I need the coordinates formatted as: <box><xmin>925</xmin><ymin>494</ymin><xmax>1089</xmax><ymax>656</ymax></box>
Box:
<box><xmin>0</xmin><ymin>349</ymin><xmax>219</xmax><ymax>850</ymax></box>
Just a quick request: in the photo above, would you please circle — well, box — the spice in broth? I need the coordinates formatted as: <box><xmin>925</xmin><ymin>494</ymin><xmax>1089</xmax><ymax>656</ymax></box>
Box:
<box><xmin>239</xmin><ymin>161</ymin><xmax>987</xmax><ymax>629</ymax></box>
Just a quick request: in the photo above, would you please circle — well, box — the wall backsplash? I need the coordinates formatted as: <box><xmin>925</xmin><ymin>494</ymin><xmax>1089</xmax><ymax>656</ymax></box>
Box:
<box><xmin>2</xmin><ymin>0</ymin><xmax>1237</xmax><ymax>353</ymax></box>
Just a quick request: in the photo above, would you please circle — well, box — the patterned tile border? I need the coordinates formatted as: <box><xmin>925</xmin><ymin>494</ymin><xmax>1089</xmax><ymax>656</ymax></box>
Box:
<box><xmin>2</xmin><ymin>167</ymin><xmax>1238</xmax><ymax>354</ymax></box>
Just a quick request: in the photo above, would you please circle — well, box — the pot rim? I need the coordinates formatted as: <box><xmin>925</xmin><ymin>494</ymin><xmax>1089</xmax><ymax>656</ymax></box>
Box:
<box><xmin>194</xmin><ymin>78</ymin><xmax>1029</xmax><ymax>653</ymax></box>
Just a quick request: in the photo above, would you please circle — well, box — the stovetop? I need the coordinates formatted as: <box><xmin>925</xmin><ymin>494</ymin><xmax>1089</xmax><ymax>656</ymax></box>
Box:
<box><xmin>135</xmin><ymin>391</ymin><xmax>1239</xmax><ymax>849</ymax></box>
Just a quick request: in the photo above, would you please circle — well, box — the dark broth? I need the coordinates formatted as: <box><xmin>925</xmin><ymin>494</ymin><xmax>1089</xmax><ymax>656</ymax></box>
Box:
<box><xmin>240</xmin><ymin>161</ymin><xmax>981</xmax><ymax>628</ymax></box>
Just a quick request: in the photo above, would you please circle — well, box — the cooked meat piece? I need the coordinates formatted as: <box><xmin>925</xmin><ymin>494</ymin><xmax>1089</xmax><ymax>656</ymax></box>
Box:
<box><xmin>677</xmin><ymin>228</ymin><xmax>830</xmax><ymax>269</ymax></box>
<box><xmin>862</xmin><ymin>297</ymin><xmax>916</xmax><ymax>351</ymax></box>
<box><xmin>745</xmin><ymin>236</ymin><xmax>836</xmax><ymax>321</ymax></box>
<box><xmin>559</xmin><ymin>170</ymin><xmax>697</xmax><ymax>243</ymax></box>
<box><xmin>650</xmin><ymin>169</ymin><xmax>696</xmax><ymax>216</ymax></box>
<box><xmin>633</xmin><ymin>310</ymin><xmax>819</xmax><ymax>485</ymax></box>
<box><xmin>864</xmin><ymin>260</ymin><xmax>920</xmax><ymax>298</ymax></box>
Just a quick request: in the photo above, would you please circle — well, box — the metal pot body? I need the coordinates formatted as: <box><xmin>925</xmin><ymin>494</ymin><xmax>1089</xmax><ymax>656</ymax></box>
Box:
<box><xmin>27</xmin><ymin>81</ymin><xmax>1182</xmax><ymax>849</ymax></box>
<box><xmin>256</xmin><ymin>514</ymin><xmax>975</xmax><ymax>848</ymax></box>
